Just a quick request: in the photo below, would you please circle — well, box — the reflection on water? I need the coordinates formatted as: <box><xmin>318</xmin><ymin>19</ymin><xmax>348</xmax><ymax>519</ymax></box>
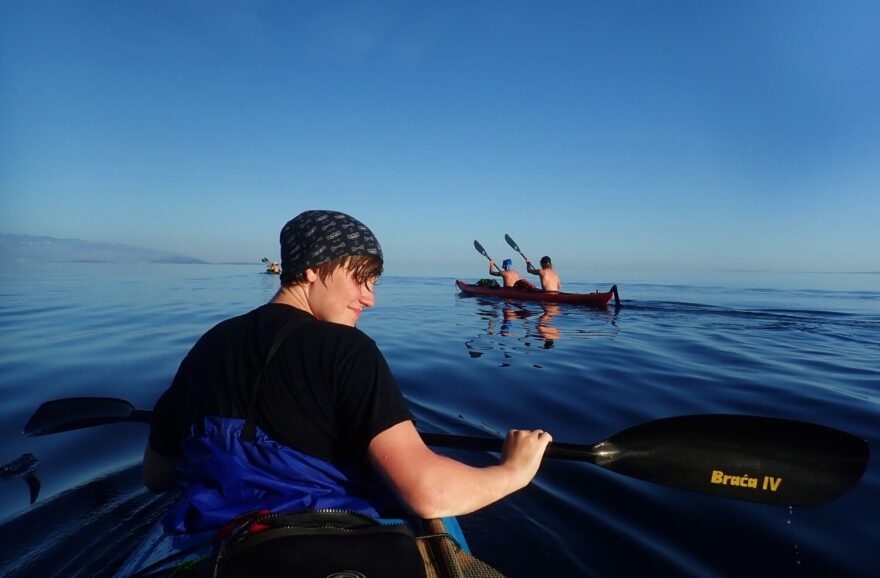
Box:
<box><xmin>463</xmin><ymin>297</ymin><xmax>619</xmax><ymax>360</ymax></box>
<box><xmin>536</xmin><ymin>303</ymin><xmax>561</xmax><ymax>346</ymax></box>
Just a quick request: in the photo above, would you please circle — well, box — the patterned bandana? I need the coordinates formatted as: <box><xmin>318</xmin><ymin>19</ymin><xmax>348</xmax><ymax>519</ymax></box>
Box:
<box><xmin>279</xmin><ymin>210</ymin><xmax>383</xmax><ymax>283</ymax></box>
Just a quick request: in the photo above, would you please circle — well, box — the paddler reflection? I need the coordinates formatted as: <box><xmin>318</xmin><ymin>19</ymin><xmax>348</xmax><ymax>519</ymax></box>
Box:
<box><xmin>490</xmin><ymin>302</ymin><xmax>561</xmax><ymax>347</ymax></box>
<box><xmin>500</xmin><ymin>303</ymin><xmax>533</xmax><ymax>337</ymax></box>
<box><xmin>463</xmin><ymin>298</ymin><xmax>564</xmax><ymax>358</ymax></box>
<box><xmin>536</xmin><ymin>303</ymin><xmax>561</xmax><ymax>348</ymax></box>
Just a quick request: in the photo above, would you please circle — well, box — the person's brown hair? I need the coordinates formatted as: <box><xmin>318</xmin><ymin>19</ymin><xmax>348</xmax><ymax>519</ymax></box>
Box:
<box><xmin>284</xmin><ymin>254</ymin><xmax>383</xmax><ymax>287</ymax></box>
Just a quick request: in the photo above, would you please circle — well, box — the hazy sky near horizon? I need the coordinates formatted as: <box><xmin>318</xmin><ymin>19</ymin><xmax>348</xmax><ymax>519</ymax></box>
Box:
<box><xmin>2</xmin><ymin>1</ymin><xmax>878</xmax><ymax>277</ymax></box>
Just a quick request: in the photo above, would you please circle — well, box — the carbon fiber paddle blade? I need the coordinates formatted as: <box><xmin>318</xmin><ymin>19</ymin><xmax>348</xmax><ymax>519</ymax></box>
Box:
<box><xmin>24</xmin><ymin>397</ymin><xmax>137</xmax><ymax>436</ymax></box>
<box><xmin>595</xmin><ymin>415</ymin><xmax>869</xmax><ymax>506</ymax></box>
<box><xmin>504</xmin><ymin>234</ymin><xmax>521</xmax><ymax>253</ymax></box>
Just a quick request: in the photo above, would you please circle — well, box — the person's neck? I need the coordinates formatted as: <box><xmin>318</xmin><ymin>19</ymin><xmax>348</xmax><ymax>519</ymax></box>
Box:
<box><xmin>270</xmin><ymin>285</ymin><xmax>312</xmax><ymax>316</ymax></box>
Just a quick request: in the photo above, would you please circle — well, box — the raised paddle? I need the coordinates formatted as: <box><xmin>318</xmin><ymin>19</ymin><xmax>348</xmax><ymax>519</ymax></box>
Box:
<box><xmin>474</xmin><ymin>240</ymin><xmax>502</xmax><ymax>273</ymax></box>
<box><xmin>504</xmin><ymin>233</ymin><xmax>529</xmax><ymax>264</ymax></box>
<box><xmin>24</xmin><ymin>397</ymin><xmax>869</xmax><ymax>507</ymax></box>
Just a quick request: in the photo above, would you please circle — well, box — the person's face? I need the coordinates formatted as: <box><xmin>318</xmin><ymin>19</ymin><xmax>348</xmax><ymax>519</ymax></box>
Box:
<box><xmin>306</xmin><ymin>262</ymin><xmax>376</xmax><ymax>327</ymax></box>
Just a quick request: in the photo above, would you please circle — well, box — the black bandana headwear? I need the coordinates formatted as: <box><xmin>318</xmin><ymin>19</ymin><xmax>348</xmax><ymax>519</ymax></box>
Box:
<box><xmin>279</xmin><ymin>210</ymin><xmax>383</xmax><ymax>283</ymax></box>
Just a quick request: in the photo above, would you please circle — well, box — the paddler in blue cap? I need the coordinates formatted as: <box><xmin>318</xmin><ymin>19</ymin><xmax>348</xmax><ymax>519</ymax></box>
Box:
<box><xmin>143</xmin><ymin>209</ymin><xmax>552</xmax><ymax>532</ymax></box>
<box><xmin>488</xmin><ymin>257</ymin><xmax>522</xmax><ymax>288</ymax></box>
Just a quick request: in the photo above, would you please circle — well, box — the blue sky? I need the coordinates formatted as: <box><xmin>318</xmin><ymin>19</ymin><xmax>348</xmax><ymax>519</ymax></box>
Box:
<box><xmin>2</xmin><ymin>1</ymin><xmax>878</xmax><ymax>277</ymax></box>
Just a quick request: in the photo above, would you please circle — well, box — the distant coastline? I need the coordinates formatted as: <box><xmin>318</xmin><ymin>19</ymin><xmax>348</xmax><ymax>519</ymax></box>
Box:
<box><xmin>0</xmin><ymin>234</ymin><xmax>209</xmax><ymax>264</ymax></box>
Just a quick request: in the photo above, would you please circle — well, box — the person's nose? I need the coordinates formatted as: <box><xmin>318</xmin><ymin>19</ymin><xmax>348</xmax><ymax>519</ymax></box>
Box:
<box><xmin>360</xmin><ymin>283</ymin><xmax>375</xmax><ymax>308</ymax></box>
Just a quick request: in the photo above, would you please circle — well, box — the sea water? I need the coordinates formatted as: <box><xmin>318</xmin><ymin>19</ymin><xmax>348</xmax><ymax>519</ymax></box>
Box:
<box><xmin>0</xmin><ymin>263</ymin><xmax>878</xmax><ymax>577</ymax></box>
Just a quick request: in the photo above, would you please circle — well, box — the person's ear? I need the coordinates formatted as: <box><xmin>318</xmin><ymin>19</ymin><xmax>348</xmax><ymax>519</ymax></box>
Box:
<box><xmin>304</xmin><ymin>268</ymin><xmax>318</xmax><ymax>283</ymax></box>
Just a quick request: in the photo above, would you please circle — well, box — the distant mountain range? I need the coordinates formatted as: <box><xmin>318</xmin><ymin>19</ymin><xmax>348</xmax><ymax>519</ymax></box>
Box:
<box><xmin>0</xmin><ymin>234</ymin><xmax>209</xmax><ymax>264</ymax></box>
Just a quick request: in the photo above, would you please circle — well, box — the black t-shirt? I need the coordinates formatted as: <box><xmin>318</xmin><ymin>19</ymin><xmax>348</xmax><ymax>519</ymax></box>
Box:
<box><xmin>149</xmin><ymin>303</ymin><xmax>413</xmax><ymax>468</ymax></box>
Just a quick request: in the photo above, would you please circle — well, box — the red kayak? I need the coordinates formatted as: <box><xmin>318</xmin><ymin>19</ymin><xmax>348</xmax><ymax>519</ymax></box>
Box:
<box><xmin>456</xmin><ymin>280</ymin><xmax>620</xmax><ymax>307</ymax></box>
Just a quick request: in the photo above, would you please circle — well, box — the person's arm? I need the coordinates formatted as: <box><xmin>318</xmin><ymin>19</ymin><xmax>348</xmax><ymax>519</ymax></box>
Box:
<box><xmin>143</xmin><ymin>443</ymin><xmax>179</xmax><ymax>493</ymax></box>
<box><xmin>143</xmin><ymin>355</ymin><xmax>189</xmax><ymax>493</ymax></box>
<box><xmin>368</xmin><ymin>420</ymin><xmax>551</xmax><ymax>519</ymax></box>
<box><xmin>489</xmin><ymin>259</ymin><xmax>502</xmax><ymax>277</ymax></box>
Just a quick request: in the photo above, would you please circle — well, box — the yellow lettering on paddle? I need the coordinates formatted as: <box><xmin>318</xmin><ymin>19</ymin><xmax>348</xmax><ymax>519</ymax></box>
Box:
<box><xmin>762</xmin><ymin>476</ymin><xmax>783</xmax><ymax>492</ymax></box>
<box><xmin>711</xmin><ymin>470</ymin><xmax>778</xmax><ymax>492</ymax></box>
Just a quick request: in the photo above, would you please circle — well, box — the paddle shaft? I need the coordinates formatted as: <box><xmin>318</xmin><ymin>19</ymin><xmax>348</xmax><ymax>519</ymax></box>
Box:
<box><xmin>24</xmin><ymin>397</ymin><xmax>869</xmax><ymax>506</ymax></box>
<box><xmin>421</xmin><ymin>433</ymin><xmax>587</xmax><ymax>460</ymax></box>
<box><xmin>23</xmin><ymin>401</ymin><xmax>580</xmax><ymax>454</ymax></box>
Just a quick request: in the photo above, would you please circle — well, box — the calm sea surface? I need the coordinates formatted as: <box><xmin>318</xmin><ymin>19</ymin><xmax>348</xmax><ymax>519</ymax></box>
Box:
<box><xmin>1</xmin><ymin>263</ymin><xmax>878</xmax><ymax>577</ymax></box>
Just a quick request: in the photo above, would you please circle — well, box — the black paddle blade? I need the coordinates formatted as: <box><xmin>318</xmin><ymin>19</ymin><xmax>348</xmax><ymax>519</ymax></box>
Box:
<box><xmin>504</xmin><ymin>233</ymin><xmax>521</xmax><ymax>254</ymax></box>
<box><xmin>24</xmin><ymin>472</ymin><xmax>41</xmax><ymax>504</ymax></box>
<box><xmin>592</xmin><ymin>414</ymin><xmax>869</xmax><ymax>506</ymax></box>
<box><xmin>423</xmin><ymin>415</ymin><xmax>868</xmax><ymax>506</ymax></box>
<box><xmin>504</xmin><ymin>234</ymin><xmax>529</xmax><ymax>261</ymax></box>
<box><xmin>473</xmin><ymin>240</ymin><xmax>490</xmax><ymax>259</ymax></box>
<box><xmin>1</xmin><ymin>452</ymin><xmax>42</xmax><ymax>504</ymax></box>
<box><xmin>24</xmin><ymin>397</ymin><xmax>143</xmax><ymax>436</ymax></box>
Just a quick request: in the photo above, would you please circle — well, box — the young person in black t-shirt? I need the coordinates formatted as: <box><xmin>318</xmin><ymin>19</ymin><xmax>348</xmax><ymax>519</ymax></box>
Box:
<box><xmin>143</xmin><ymin>210</ymin><xmax>552</xmax><ymax>527</ymax></box>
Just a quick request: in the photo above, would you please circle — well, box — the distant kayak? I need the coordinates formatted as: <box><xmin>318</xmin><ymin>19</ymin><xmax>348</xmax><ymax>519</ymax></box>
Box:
<box><xmin>456</xmin><ymin>279</ymin><xmax>620</xmax><ymax>307</ymax></box>
<box><xmin>261</xmin><ymin>257</ymin><xmax>281</xmax><ymax>275</ymax></box>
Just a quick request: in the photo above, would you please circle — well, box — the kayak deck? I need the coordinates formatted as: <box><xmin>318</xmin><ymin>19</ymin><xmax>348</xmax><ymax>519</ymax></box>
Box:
<box><xmin>114</xmin><ymin>514</ymin><xmax>490</xmax><ymax>577</ymax></box>
<box><xmin>456</xmin><ymin>279</ymin><xmax>619</xmax><ymax>307</ymax></box>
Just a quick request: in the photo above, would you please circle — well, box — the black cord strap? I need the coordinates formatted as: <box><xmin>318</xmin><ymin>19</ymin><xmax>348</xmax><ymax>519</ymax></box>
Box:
<box><xmin>241</xmin><ymin>313</ymin><xmax>309</xmax><ymax>442</ymax></box>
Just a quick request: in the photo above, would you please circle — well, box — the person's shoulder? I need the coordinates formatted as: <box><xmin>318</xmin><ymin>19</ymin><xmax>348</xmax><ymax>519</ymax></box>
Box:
<box><xmin>204</xmin><ymin>304</ymin><xmax>313</xmax><ymax>340</ymax></box>
<box><xmin>307</xmin><ymin>322</ymin><xmax>383</xmax><ymax>366</ymax></box>
<box><xmin>322</xmin><ymin>321</ymin><xmax>375</xmax><ymax>343</ymax></box>
<box><xmin>296</xmin><ymin>315</ymin><xmax>375</xmax><ymax>346</ymax></box>
<box><xmin>260</xmin><ymin>302</ymin><xmax>312</xmax><ymax>321</ymax></box>
<box><xmin>184</xmin><ymin>307</ymin><xmax>265</xmax><ymax>358</ymax></box>
<box><xmin>201</xmin><ymin>307</ymin><xmax>261</xmax><ymax>337</ymax></box>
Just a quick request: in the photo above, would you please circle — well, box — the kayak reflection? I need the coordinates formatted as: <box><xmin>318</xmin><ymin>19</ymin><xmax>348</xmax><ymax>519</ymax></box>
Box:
<box><xmin>462</xmin><ymin>296</ymin><xmax>620</xmax><ymax>361</ymax></box>
<box><xmin>463</xmin><ymin>298</ymin><xmax>561</xmax><ymax>355</ymax></box>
